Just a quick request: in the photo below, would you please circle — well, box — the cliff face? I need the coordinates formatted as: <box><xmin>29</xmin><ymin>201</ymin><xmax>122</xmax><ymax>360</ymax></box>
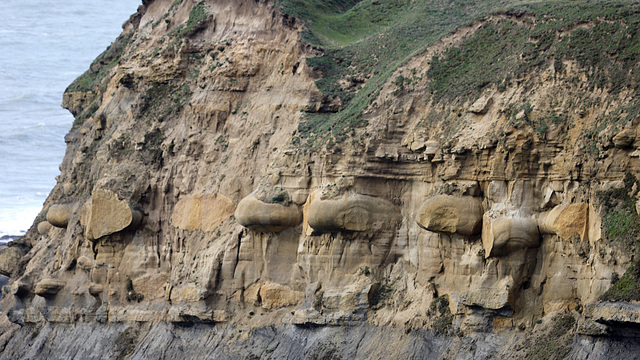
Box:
<box><xmin>2</xmin><ymin>0</ymin><xmax>640</xmax><ymax>358</ymax></box>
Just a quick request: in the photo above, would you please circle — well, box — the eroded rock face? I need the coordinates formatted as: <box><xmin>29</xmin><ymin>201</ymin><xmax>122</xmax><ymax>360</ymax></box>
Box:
<box><xmin>84</xmin><ymin>189</ymin><xmax>142</xmax><ymax>240</ymax></box>
<box><xmin>172</xmin><ymin>193</ymin><xmax>235</xmax><ymax>232</ymax></box>
<box><xmin>259</xmin><ymin>282</ymin><xmax>303</xmax><ymax>309</ymax></box>
<box><xmin>3</xmin><ymin>1</ymin><xmax>640</xmax><ymax>357</ymax></box>
<box><xmin>235</xmin><ymin>194</ymin><xmax>302</xmax><ymax>232</ymax></box>
<box><xmin>482</xmin><ymin>215</ymin><xmax>540</xmax><ymax>257</ymax></box>
<box><xmin>0</xmin><ymin>247</ymin><xmax>23</xmax><ymax>277</ymax></box>
<box><xmin>46</xmin><ymin>204</ymin><xmax>72</xmax><ymax>228</ymax></box>
<box><xmin>307</xmin><ymin>193</ymin><xmax>401</xmax><ymax>233</ymax></box>
<box><xmin>416</xmin><ymin>195</ymin><xmax>483</xmax><ymax>235</ymax></box>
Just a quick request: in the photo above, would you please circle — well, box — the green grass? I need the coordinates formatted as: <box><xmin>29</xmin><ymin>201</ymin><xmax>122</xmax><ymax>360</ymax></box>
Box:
<box><xmin>277</xmin><ymin>0</ymin><xmax>640</xmax><ymax>148</ymax></box>
<box><xmin>136</xmin><ymin>82</ymin><xmax>191</xmax><ymax>123</ymax></box>
<box><xmin>67</xmin><ymin>32</ymin><xmax>132</xmax><ymax>93</ymax></box>
<box><xmin>168</xmin><ymin>0</ymin><xmax>208</xmax><ymax>38</ymax></box>
<box><xmin>597</xmin><ymin>173</ymin><xmax>640</xmax><ymax>250</ymax></box>
<box><xmin>601</xmin><ymin>259</ymin><xmax>640</xmax><ymax>301</ymax></box>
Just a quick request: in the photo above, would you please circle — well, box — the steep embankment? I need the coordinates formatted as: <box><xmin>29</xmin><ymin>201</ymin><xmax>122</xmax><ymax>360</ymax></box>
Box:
<box><xmin>1</xmin><ymin>0</ymin><xmax>640</xmax><ymax>358</ymax></box>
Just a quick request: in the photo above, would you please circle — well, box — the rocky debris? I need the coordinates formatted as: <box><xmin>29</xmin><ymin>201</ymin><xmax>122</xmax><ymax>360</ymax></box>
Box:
<box><xmin>416</xmin><ymin>195</ymin><xmax>483</xmax><ymax>235</ymax></box>
<box><xmin>46</xmin><ymin>204</ymin><xmax>72</xmax><ymax>228</ymax></box>
<box><xmin>83</xmin><ymin>189</ymin><xmax>142</xmax><ymax>240</ymax></box>
<box><xmin>307</xmin><ymin>193</ymin><xmax>401</xmax><ymax>233</ymax></box>
<box><xmin>34</xmin><ymin>279</ymin><xmax>65</xmax><ymax>297</ymax></box>
<box><xmin>235</xmin><ymin>194</ymin><xmax>302</xmax><ymax>232</ymax></box>
<box><xmin>0</xmin><ymin>247</ymin><xmax>23</xmax><ymax>277</ymax></box>
<box><xmin>171</xmin><ymin>193</ymin><xmax>235</xmax><ymax>232</ymax></box>
<box><xmin>538</xmin><ymin>203</ymin><xmax>589</xmax><ymax>241</ymax></box>
<box><xmin>482</xmin><ymin>215</ymin><xmax>540</xmax><ymax>257</ymax></box>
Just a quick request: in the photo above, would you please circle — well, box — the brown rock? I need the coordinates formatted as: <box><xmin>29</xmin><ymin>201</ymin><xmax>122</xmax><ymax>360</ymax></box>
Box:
<box><xmin>307</xmin><ymin>193</ymin><xmax>401</xmax><ymax>233</ymax></box>
<box><xmin>85</xmin><ymin>189</ymin><xmax>143</xmax><ymax>240</ymax></box>
<box><xmin>172</xmin><ymin>193</ymin><xmax>235</xmax><ymax>232</ymax></box>
<box><xmin>469</xmin><ymin>95</ymin><xmax>493</xmax><ymax>115</ymax></box>
<box><xmin>416</xmin><ymin>195</ymin><xmax>483</xmax><ymax>236</ymax></box>
<box><xmin>538</xmin><ymin>203</ymin><xmax>589</xmax><ymax>241</ymax></box>
<box><xmin>34</xmin><ymin>278</ymin><xmax>66</xmax><ymax>296</ymax></box>
<box><xmin>37</xmin><ymin>221</ymin><xmax>53</xmax><ymax>235</ymax></box>
<box><xmin>77</xmin><ymin>256</ymin><xmax>93</xmax><ymax>271</ymax></box>
<box><xmin>235</xmin><ymin>194</ymin><xmax>302</xmax><ymax>232</ymax></box>
<box><xmin>0</xmin><ymin>247</ymin><xmax>23</xmax><ymax>276</ymax></box>
<box><xmin>46</xmin><ymin>204</ymin><xmax>72</xmax><ymax>228</ymax></box>
<box><xmin>482</xmin><ymin>215</ymin><xmax>540</xmax><ymax>257</ymax></box>
<box><xmin>612</xmin><ymin>128</ymin><xmax>635</xmax><ymax>148</ymax></box>
<box><xmin>259</xmin><ymin>282</ymin><xmax>303</xmax><ymax>309</ymax></box>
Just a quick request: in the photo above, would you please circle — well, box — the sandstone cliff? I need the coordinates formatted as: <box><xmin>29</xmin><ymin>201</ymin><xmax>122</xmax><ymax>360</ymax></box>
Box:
<box><xmin>1</xmin><ymin>0</ymin><xmax>640</xmax><ymax>358</ymax></box>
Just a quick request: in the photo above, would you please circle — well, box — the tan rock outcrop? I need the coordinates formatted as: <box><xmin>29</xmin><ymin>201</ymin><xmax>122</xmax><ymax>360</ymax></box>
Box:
<box><xmin>482</xmin><ymin>215</ymin><xmax>540</xmax><ymax>257</ymax></box>
<box><xmin>0</xmin><ymin>247</ymin><xmax>23</xmax><ymax>277</ymax></box>
<box><xmin>84</xmin><ymin>189</ymin><xmax>142</xmax><ymax>240</ymax></box>
<box><xmin>416</xmin><ymin>195</ymin><xmax>483</xmax><ymax>235</ymax></box>
<box><xmin>46</xmin><ymin>204</ymin><xmax>72</xmax><ymax>228</ymax></box>
<box><xmin>172</xmin><ymin>193</ymin><xmax>235</xmax><ymax>232</ymax></box>
<box><xmin>538</xmin><ymin>203</ymin><xmax>589</xmax><ymax>241</ymax></box>
<box><xmin>235</xmin><ymin>194</ymin><xmax>302</xmax><ymax>232</ymax></box>
<box><xmin>34</xmin><ymin>279</ymin><xmax>65</xmax><ymax>296</ymax></box>
<box><xmin>259</xmin><ymin>282</ymin><xmax>303</xmax><ymax>309</ymax></box>
<box><xmin>307</xmin><ymin>193</ymin><xmax>401</xmax><ymax>233</ymax></box>
<box><xmin>462</xmin><ymin>276</ymin><xmax>513</xmax><ymax>310</ymax></box>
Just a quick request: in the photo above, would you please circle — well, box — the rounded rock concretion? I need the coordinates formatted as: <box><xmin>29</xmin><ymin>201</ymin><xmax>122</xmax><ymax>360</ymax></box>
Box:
<box><xmin>307</xmin><ymin>193</ymin><xmax>401</xmax><ymax>233</ymax></box>
<box><xmin>235</xmin><ymin>194</ymin><xmax>302</xmax><ymax>232</ymax></box>
<box><xmin>416</xmin><ymin>195</ymin><xmax>483</xmax><ymax>236</ymax></box>
<box><xmin>46</xmin><ymin>204</ymin><xmax>72</xmax><ymax>228</ymax></box>
<box><xmin>482</xmin><ymin>215</ymin><xmax>540</xmax><ymax>257</ymax></box>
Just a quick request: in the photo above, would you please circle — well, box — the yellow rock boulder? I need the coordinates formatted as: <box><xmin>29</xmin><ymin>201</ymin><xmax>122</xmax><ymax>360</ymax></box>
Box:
<box><xmin>307</xmin><ymin>193</ymin><xmax>401</xmax><ymax>233</ymax></box>
<box><xmin>235</xmin><ymin>194</ymin><xmax>302</xmax><ymax>232</ymax></box>
<box><xmin>416</xmin><ymin>195</ymin><xmax>483</xmax><ymax>236</ymax></box>
<box><xmin>482</xmin><ymin>215</ymin><xmax>540</xmax><ymax>257</ymax></box>
<box><xmin>538</xmin><ymin>203</ymin><xmax>589</xmax><ymax>241</ymax></box>
<box><xmin>46</xmin><ymin>204</ymin><xmax>72</xmax><ymax>228</ymax></box>
<box><xmin>83</xmin><ymin>189</ymin><xmax>143</xmax><ymax>240</ymax></box>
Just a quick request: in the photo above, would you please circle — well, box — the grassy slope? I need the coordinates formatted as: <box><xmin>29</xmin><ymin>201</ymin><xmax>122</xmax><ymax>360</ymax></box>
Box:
<box><xmin>276</xmin><ymin>0</ymin><xmax>640</xmax><ymax>147</ymax></box>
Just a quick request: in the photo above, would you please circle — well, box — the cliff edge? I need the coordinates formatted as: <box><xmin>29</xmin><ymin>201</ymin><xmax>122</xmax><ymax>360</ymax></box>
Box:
<box><xmin>2</xmin><ymin>0</ymin><xmax>640</xmax><ymax>358</ymax></box>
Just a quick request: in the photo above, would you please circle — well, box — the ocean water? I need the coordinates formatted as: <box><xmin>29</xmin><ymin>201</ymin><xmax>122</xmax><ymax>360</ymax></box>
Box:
<box><xmin>0</xmin><ymin>0</ymin><xmax>140</xmax><ymax>241</ymax></box>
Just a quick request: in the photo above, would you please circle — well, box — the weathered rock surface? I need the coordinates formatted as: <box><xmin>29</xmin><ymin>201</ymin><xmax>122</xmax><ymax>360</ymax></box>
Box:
<box><xmin>83</xmin><ymin>189</ymin><xmax>142</xmax><ymax>240</ymax></box>
<box><xmin>1</xmin><ymin>0</ymin><xmax>640</xmax><ymax>358</ymax></box>
<box><xmin>307</xmin><ymin>193</ymin><xmax>401</xmax><ymax>233</ymax></box>
<box><xmin>235</xmin><ymin>194</ymin><xmax>302</xmax><ymax>232</ymax></box>
<box><xmin>416</xmin><ymin>195</ymin><xmax>483</xmax><ymax>235</ymax></box>
<box><xmin>0</xmin><ymin>248</ymin><xmax>22</xmax><ymax>277</ymax></box>
<box><xmin>172</xmin><ymin>193</ymin><xmax>235</xmax><ymax>232</ymax></box>
<box><xmin>34</xmin><ymin>279</ymin><xmax>65</xmax><ymax>296</ymax></box>
<box><xmin>482</xmin><ymin>215</ymin><xmax>541</xmax><ymax>257</ymax></box>
<box><xmin>538</xmin><ymin>203</ymin><xmax>589</xmax><ymax>241</ymax></box>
